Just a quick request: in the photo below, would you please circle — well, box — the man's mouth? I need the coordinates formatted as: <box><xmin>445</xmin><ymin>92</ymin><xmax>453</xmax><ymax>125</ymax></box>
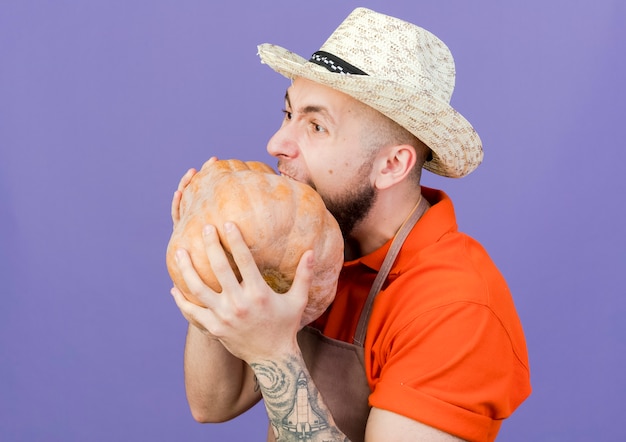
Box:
<box><xmin>279</xmin><ymin>169</ymin><xmax>296</xmax><ymax>181</ymax></box>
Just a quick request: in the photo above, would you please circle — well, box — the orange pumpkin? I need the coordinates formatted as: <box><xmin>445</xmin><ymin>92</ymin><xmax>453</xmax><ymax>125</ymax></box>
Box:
<box><xmin>166</xmin><ymin>158</ymin><xmax>344</xmax><ymax>327</ymax></box>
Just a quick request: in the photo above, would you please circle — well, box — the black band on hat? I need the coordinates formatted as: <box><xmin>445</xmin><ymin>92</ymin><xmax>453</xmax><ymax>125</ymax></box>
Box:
<box><xmin>309</xmin><ymin>51</ymin><xmax>368</xmax><ymax>75</ymax></box>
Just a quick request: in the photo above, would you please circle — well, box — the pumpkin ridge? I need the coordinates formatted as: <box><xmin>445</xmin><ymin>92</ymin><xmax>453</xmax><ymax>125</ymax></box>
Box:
<box><xmin>254</xmin><ymin>172</ymin><xmax>298</xmax><ymax>292</ymax></box>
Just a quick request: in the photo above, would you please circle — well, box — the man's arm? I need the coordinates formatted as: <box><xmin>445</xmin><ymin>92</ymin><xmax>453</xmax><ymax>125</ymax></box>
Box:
<box><xmin>182</xmin><ymin>323</ymin><xmax>261</xmax><ymax>422</ymax></box>
<box><xmin>171</xmin><ymin>220</ymin><xmax>464</xmax><ymax>440</ymax></box>
<box><xmin>365</xmin><ymin>408</ymin><xmax>465</xmax><ymax>442</ymax></box>
<box><xmin>170</xmin><ymin>160</ymin><xmax>260</xmax><ymax>422</ymax></box>
<box><xmin>250</xmin><ymin>353</ymin><xmax>348</xmax><ymax>441</ymax></box>
<box><xmin>170</xmin><ymin>222</ymin><xmax>351</xmax><ymax>440</ymax></box>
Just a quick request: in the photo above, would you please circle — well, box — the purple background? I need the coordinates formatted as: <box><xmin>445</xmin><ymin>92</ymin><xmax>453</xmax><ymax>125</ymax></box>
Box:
<box><xmin>1</xmin><ymin>1</ymin><xmax>624</xmax><ymax>440</ymax></box>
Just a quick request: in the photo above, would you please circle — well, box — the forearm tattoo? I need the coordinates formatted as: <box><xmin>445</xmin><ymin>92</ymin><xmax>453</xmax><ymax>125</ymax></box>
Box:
<box><xmin>250</xmin><ymin>357</ymin><xmax>349</xmax><ymax>442</ymax></box>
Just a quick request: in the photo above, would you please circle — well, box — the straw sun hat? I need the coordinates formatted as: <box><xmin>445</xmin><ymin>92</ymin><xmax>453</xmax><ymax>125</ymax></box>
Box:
<box><xmin>257</xmin><ymin>7</ymin><xmax>483</xmax><ymax>178</ymax></box>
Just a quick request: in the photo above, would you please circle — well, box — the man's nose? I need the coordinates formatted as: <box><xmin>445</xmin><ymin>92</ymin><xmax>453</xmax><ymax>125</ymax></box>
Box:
<box><xmin>266</xmin><ymin>125</ymin><xmax>298</xmax><ymax>159</ymax></box>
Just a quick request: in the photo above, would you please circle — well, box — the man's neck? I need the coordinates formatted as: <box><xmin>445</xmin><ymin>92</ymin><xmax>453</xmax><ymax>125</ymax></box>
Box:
<box><xmin>344</xmin><ymin>191</ymin><xmax>425</xmax><ymax>260</ymax></box>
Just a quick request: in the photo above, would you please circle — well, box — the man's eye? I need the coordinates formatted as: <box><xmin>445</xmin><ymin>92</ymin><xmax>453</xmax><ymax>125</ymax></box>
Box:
<box><xmin>282</xmin><ymin>110</ymin><xmax>292</xmax><ymax>120</ymax></box>
<box><xmin>313</xmin><ymin>123</ymin><xmax>326</xmax><ymax>133</ymax></box>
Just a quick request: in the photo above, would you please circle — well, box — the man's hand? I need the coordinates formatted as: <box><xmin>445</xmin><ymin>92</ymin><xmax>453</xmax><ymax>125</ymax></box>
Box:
<box><xmin>171</xmin><ymin>168</ymin><xmax>196</xmax><ymax>229</ymax></box>
<box><xmin>170</xmin><ymin>221</ymin><xmax>315</xmax><ymax>363</ymax></box>
<box><xmin>170</xmin><ymin>157</ymin><xmax>218</xmax><ymax>229</ymax></box>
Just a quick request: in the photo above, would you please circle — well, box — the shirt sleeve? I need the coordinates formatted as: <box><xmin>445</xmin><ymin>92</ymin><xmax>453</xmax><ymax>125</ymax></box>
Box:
<box><xmin>368</xmin><ymin>301</ymin><xmax>530</xmax><ymax>442</ymax></box>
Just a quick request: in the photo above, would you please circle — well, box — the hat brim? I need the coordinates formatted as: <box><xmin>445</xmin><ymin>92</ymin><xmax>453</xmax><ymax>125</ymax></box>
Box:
<box><xmin>258</xmin><ymin>43</ymin><xmax>483</xmax><ymax>178</ymax></box>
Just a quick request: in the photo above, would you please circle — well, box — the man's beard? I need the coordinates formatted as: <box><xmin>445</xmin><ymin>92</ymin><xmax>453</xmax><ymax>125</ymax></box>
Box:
<box><xmin>318</xmin><ymin>161</ymin><xmax>377</xmax><ymax>238</ymax></box>
<box><xmin>323</xmin><ymin>181</ymin><xmax>375</xmax><ymax>238</ymax></box>
<box><xmin>278</xmin><ymin>159</ymin><xmax>376</xmax><ymax>238</ymax></box>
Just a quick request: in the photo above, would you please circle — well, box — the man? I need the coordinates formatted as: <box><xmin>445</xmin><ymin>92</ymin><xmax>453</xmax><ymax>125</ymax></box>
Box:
<box><xmin>170</xmin><ymin>7</ymin><xmax>531</xmax><ymax>442</ymax></box>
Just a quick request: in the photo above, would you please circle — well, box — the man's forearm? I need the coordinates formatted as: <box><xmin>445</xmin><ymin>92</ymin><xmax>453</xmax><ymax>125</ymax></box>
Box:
<box><xmin>184</xmin><ymin>324</ymin><xmax>261</xmax><ymax>422</ymax></box>
<box><xmin>251</xmin><ymin>353</ymin><xmax>349</xmax><ymax>442</ymax></box>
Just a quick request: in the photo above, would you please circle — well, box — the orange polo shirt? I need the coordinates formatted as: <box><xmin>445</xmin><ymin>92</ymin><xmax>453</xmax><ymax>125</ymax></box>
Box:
<box><xmin>310</xmin><ymin>187</ymin><xmax>531</xmax><ymax>442</ymax></box>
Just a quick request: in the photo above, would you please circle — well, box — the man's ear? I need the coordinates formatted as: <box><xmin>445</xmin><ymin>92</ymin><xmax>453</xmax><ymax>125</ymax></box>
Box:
<box><xmin>373</xmin><ymin>144</ymin><xmax>417</xmax><ymax>190</ymax></box>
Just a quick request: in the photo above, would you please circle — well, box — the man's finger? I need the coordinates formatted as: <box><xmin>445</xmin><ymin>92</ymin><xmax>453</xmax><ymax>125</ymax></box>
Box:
<box><xmin>221</xmin><ymin>222</ymin><xmax>265</xmax><ymax>291</ymax></box>
<box><xmin>174</xmin><ymin>248</ymin><xmax>217</xmax><ymax>309</ymax></box>
<box><xmin>177</xmin><ymin>168</ymin><xmax>196</xmax><ymax>193</ymax></box>
<box><xmin>289</xmin><ymin>249</ymin><xmax>315</xmax><ymax>301</ymax></box>
<box><xmin>202</xmin><ymin>223</ymin><xmax>249</xmax><ymax>295</ymax></box>
<box><xmin>170</xmin><ymin>287</ymin><xmax>220</xmax><ymax>336</ymax></box>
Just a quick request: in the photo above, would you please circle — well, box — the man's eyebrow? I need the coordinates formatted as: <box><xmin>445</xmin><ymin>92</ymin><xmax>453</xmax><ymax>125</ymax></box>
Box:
<box><xmin>284</xmin><ymin>89</ymin><xmax>335</xmax><ymax>124</ymax></box>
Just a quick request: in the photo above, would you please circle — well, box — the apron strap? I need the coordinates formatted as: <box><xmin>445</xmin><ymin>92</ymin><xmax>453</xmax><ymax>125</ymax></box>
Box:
<box><xmin>353</xmin><ymin>195</ymin><xmax>429</xmax><ymax>346</ymax></box>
